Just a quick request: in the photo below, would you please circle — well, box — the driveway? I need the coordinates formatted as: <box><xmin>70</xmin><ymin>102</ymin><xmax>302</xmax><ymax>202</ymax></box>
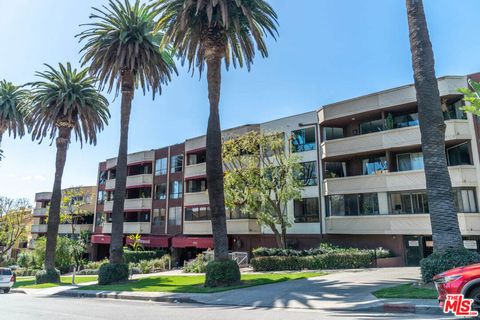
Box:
<box><xmin>190</xmin><ymin>267</ymin><xmax>422</xmax><ymax>312</ymax></box>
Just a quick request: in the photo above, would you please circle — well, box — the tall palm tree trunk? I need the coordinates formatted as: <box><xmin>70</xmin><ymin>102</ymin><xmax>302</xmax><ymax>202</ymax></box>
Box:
<box><xmin>206</xmin><ymin>52</ymin><xmax>229</xmax><ymax>261</ymax></box>
<box><xmin>109</xmin><ymin>70</ymin><xmax>134</xmax><ymax>264</ymax></box>
<box><xmin>45</xmin><ymin>126</ymin><xmax>71</xmax><ymax>270</ymax></box>
<box><xmin>406</xmin><ymin>0</ymin><xmax>463</xmax><ymax>251</ymax></box>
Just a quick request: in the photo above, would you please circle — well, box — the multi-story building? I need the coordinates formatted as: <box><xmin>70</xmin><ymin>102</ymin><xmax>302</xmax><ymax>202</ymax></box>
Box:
<box><xmin>89</xmin><ymin>73</ymin><xmax>480</xmax><ymax>266</ymax></box>
<box><xmin>92</xmin><ymin>145</ymin><xmax>186</xmax><ymax>260</ymax></box>
<box><xmin>31</xmin><ymin>186</ymin><xmax>97</xmax><ymax>247</ymax></box>
<box><xmin>318</xmin><ymin>75</ymin><xmax>480</xmax><ymax>265</ymax></box>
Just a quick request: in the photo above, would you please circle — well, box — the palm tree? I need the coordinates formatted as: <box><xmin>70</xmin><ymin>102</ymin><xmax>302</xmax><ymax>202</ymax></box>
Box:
<box><xmin>78</xmin><ymin>0</ymin><xmax>176</xmax><ymax>265</ymax></box>
<box><xmin>0</xmin><ymin>80</ymin><xmax>27</xmax><ymax>153</ymax></box>
<box><xmin>153</xmin><ymin>0</ymin><xmax>278</xmax><ymax>261</ymax></box>
<box><xmin>28</xmin><ymin>63</ymin><xmax>109</xmax><ymax>278</ymax></box>
<box><xmin>405</xmin><ymin>0</ymin><xmax>463</xmax><ymax>250</ymax></box>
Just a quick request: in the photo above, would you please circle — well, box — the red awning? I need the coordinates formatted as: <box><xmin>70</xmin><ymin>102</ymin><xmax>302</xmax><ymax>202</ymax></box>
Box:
<box><xmin>126</xmin><ymin>236</ymin><xmax>170</xmax><ymax>248</ymax></box>
<box><xmin>91</xmin><ymin>234</ymin><xmax>111</xmax><ymax>244</ymax></box>
<box><xmin>172</xmin><ymin>237</ymin><xmax>214</xmax><ymax>249</ymax></box>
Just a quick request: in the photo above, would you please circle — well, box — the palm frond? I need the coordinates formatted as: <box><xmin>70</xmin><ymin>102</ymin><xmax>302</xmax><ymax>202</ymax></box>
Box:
<box><xmin>0</xmin><ymin>80</ymin><xmax>28</xmax><ymax>138</ymax></box>
<box><xmin>78</xmin><ymin>0</ymin><xmax>177</xmax><ymax>98</ymax></box>
<box><xmin>152</xmin><ymin>0</ymin><xmax>278</xmax><ymax>75</ymax></box>
<box><xmin>27</xmin><ymin>63</ymin><xmax>110</xmax><ymax>146</ymax></box>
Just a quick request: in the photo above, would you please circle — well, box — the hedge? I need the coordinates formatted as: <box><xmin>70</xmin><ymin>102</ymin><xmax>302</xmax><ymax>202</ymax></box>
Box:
<box><xmin>98</xmin><ymin>263</ymin><xmax>129</xmax><ymax>285</ymax></box>
<box><xmin>123</xmin><ymin>250</ymin><xmax>166</xmax><ymax>264</ymax></box>
<box><xmin>420</xmin><ymin>248</ymin><xmax>480</xmax><ymax>283</ymax></box>
<box><xmin>205</xmin><ymin>260</ymin><xmax>241</xmax><ymax>287</ymax></box>
<box><xmin>250</xmin><ymin>252</ymin><xmax>375</xmax><ymax>271</ymax></box>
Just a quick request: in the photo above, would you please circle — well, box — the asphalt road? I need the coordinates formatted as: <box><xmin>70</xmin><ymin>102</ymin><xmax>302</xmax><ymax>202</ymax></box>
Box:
<box><xmin>0</xmin><ymin>293</ymin><xmax>452</xmax><ymax>320</ymax></box>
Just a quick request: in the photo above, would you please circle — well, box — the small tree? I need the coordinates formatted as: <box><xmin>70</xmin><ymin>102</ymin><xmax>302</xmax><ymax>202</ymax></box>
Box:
<box><xmin>223</xmin><ymin>131</ymin><xmax>303</xmax><ymax>249</ymax></box>
<box><xmin>59</xmin><ymin>187</ymin><xmax>93</xmax><ymax>237</ymax></box>
<box><xmin>459</xmin><ymin>79</ymin><xmax>480</xmax><ymax>115</ymax></box>
<box><xmin>0</xmin><ymin>197</ymin><xmax>31</xmax><ymax>257</ymax></box>
<box><xmin>127</xmin><ymin>234</ymin><xmax>144</xmax><ymax>252</ymax></box>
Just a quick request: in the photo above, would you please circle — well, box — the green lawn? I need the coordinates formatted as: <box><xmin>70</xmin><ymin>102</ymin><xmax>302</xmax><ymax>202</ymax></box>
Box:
<box><xmin>14</xmin><ymin>276</ymin><xmax>98</xmax><ymax>289</ymax></box>
<box><xmin>373</xmin><ymin>283</ymin><xmax>438</xmax><ymax>299</ymax></box>
<box><xmin>79</xmin><ymin>272</ymin><xmax>326</xmax><ymax>293</ymax></box>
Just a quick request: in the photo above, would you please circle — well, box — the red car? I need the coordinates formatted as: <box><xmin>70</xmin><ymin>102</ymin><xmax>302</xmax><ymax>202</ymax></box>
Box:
<box><xmin>434</xmin><ymin>263</ymin><xmax>480</xmax><ymax>310</ymax></box>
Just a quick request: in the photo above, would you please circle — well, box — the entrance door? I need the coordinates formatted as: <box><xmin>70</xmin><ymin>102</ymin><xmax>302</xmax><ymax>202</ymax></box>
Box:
<box><xmin>404</xmin><ymin>236</ymin><xmax>424</xmax><ymax>266</ymax></box>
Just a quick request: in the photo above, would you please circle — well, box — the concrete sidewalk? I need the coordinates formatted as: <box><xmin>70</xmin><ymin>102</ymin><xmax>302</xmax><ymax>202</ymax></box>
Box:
<box><xmin>12</xmin><ymin>267</ymin><xmax>443</xmax><ymax>315</ymax></box>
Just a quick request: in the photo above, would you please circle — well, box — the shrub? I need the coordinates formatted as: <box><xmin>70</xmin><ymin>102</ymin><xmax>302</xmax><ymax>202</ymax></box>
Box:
<box><xmin>183</xmin><ymin>254</ymin><xmax>208</xmax><ymax>273</ymax></box>
<box><xmin>33</xmin><ymin>236</ymin><xmax>75</xmax><ymax>273</ymax></box>
<box><xmin>35</xmin><ymin>269</ymin><xmax>60</xmax><ymax>284</ymax></box>
<box><xmin>130</xmin><ymin>255</ymin><xmax>171</xmax><ymax>274</ymax></box>
<box><xmin>252</xmin><ymin>247</ymin><xmax>325</xmax><ymax>257</ymax></box>
<box><xmin>374</xmin><ymin>247</ymin><xmax>394</xmax><ymax>259</ymax></box>
<box><xmin>205</xmin><ymin>260</ymin><xmax>241</xmax><ymax>288</ymax></box>
<box><xmin>250</xmin><ymin>252</ymin><xmax>374</xmax><ymax>271</ymax></box>
<box><xmin>15</xmin><ymin>268</ymin><xmax>41</xmax><ymax>276</ymax></box>
<box><xmin>76</xmin><ymin>269</ymin><xmax>98</xmax><ymax>275</ymax></box>
<box><xmin>84</xmin><ymin>259</ymin><xmax>109</xmax><ymax>270</ymax></box>
<box><xmin>17</xmin><ymin>251</ymin><xmax>34</xmax><ymax>269</ymax></box>
<box><xmin>123</xmin><ymin>250</ymin><xmax>166</xmax><ymax>264</ymax></box>
<box><xmin>420</xmin><ymin>248</ymin><xmax>480</xmax><ymax>283</ymax></box>
<box><xmin>98</xmin><ymin>263</ymin><xmax>129</xmax><ymax>285</ymax></box>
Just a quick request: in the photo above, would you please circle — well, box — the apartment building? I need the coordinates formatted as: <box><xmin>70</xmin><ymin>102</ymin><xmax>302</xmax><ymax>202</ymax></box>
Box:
<box><xmin>318</xmin><ymin>75</ymin><xmax>480</xmax><ymax>265</ymax></box>
<box><xmin>92</xmin><ymin>145</ymin><xmax>186</xmax><ymax>260</ymax></box>
<box><xmin>31</xmin><ymin>186</ymin><xmax>97</xmax><ymax>247</ymax></box>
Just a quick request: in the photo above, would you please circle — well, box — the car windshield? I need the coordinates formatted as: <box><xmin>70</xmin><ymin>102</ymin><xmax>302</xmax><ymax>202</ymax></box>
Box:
<box><xmin>0</xmin><ymin>269</ymin><xmax>12</xmax><ymax>275</ymax></box>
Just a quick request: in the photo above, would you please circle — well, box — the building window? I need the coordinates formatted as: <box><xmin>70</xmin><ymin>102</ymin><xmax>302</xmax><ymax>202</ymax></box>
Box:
<box><xmin>185</xmin><ymin>206</ymin><xmax>211</xmax><ymax>221</ymax></box>
<box><xmin>187</xmin><ymin>179</ymin><xmax>207</xmax><ymax>193</ymax></box>
<box><xmin>99</xmin><ymin>170</ymin><xmax>107</xmax><ymax>185</ymax></box>
<box><xmin>155</xmin><ymin>183</ymin><xmax>167</xmax><ymax>200</ymax></box>
<box><xmin>188</xmin><ymin>150</ymin><xmax>206</xmax><ymax>165</ymax></box>
<box><xmin>325</xmin><ymin>162</ymin><xmax>346</xmax><ymax>178</ymax></box>
<box><xmin>359</xmin><ymin>119</ymin><xmax>383</xmax><ymax>135</ymax></box>
<box><xmin>155</xmin><ymin>158</ymin><xmax>167</xmax><ymax>176</ymax></box>
<box><xmin>108</xmin><ymin>169</ymin><xmax>116</xmax><ymax>180</ymax></box>
<box><xmin>106</xmin><ymin>191</ymin><xmax>114</xmax><ymax>201</ymax></box>
<box><xmin>392</xmin><ymin>112</ymin><xmax>419</xmax><ymax>128</ymax></box>
<box><xmin>170</xmin><ymin>155</ymin><xmax>184</xmax><ymax>173</ymax></box>
<box><xmin>453</xmin><ymin>188</ymin><xmax>477</xmax><ymax>213</ymax></box>
<box><xmin>362</xmin><ymin>156</ymin><xmax>387</xmax><ymax>175</ymax></box>
<box><xmin>97</xmin><ymin>191</ymin><xmax>105</xmax><ymax>204</ymax></box>
<box><xmin>397</xmin><ymin>152</ymin><xmax>424</xmax><ymax>171</ymax></box>
<box><xmin>168</xmin><ymin>207</ymin><xmax>182</xmax><ymax>226</ymax></box>
<box><xmin>294</xmin><ymin>198</ymin><xmax>319</xmax><ymax>223</ymax></box>
<box><xmin>226</xmin><ymin>206</ymin><xmax>256</xmax><ymax>219</ymax></box>
<box><xmin>95</xmin><ymin>212</ymin><xmax>105</xmax><ymax>226</ymax></box>
<box><xmin>326</xmin><ymin>193</ymin><xmax>379</xmax><ymax>216</ymax></box>
<box><xmin>152</xmin><ymin>208</ymin><xmax>166</xmax><ymax>226</ymax></box>
<box><xmin>390</xmin><ymin>191</ymin><xmax>429</xmax><ymax>214</ymax></box>
<box><xmin>128</xmin><ymin>163</ymin><xmax>152</xmax><ymax>176</ymax></box>
<box><xmin>169</xmin><ymin>181</ymin><xmax>183</xmax><ymax>199</ymax></box>
<box><xmin>447</xmin><ymin>143</ymin><xmax>471</xmax><ymax>166</ymax></box>
<box><xmin>125</xmin><ymin>187</ymin><xmax>151</xmax><ymax>199</ymax></box>
<box><xmin>291</xmin><ymin>127</ymin><xmax>316</xmax><ymax>153</ymax></box>
<box><xmin>299</xmin><ymin>161</ymin><xmax>317</xmax><ymax>186</ymax></box>
<box><xmin>443</xmin><ymin>100</ymin><xmax>466</xmax><ymax>120</ymax></box>
<box><xmin>324</xmin><ymin>127</ymin><xmax>344</xmax><ymax>141</ymax></box>
<box><xmin>124</xmin><ymin>211</ymin><xmax>150</xmax><ymax>222</ymax></box>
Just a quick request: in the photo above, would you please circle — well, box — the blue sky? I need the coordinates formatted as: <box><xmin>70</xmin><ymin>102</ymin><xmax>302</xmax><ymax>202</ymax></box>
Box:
<box><xmin>1</xmin><ymin>0</ymin><xmax>480</xmax><ymax>202</ymax></box>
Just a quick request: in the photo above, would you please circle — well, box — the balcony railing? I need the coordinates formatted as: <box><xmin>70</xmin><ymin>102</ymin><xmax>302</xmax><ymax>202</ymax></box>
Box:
<box><xmin>35</xmin><ymin>192</ymin><xmax>52</xmax><ymax>202</ymax></box>
<box><xmin>184</xmin><ymin>191</ymin><xmax>209</xmax><ymax>206</ymax></box>
<box><xmin>183</xmin><ymin>219</ymin><xmax>261</xmax><ymax>235</ymax></box>
<box><xmin>321</xmin><ymin>120</ymin><xmax>470</xmax><ymax>159</ymax></box>
<box><xmin>31</xmin><ymin>225</ymin><xmax>48</xmax><ymax>233</ymax></box>
<box><xmin>106</xmin><ymin>150</ymin><xmax>155</xmax><ymax>169</ymax></box>
<box><xmin>323</xmin><ymin>165</ymin><xmax>476</xmax><ymax>195</ymax></box>
<box><xmin>104</xmin><ymin>198</ymin><xmax>152</xmax><ymax>211</ymax></box>
<box><xmin>184</xmin><ymin>163</ymin><xmax>206</xmax><ymax>178</ymax></box>
<box><xmin>105</xmin><ymin>174</ymin><xmax>153</xmax><ymax>190</ymax></box>
<box><xmin>33</xmin><ymin>208</ymin><xmax>48</xmax><ymax>217</ymax></box>
<box><xmin>101</xmin><ymin>222</ymin><xmax>151</xmax><ymax>234</ymax></box>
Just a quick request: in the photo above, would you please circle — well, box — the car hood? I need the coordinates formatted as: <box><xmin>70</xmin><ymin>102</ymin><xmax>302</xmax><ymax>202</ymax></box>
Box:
<box><xmin>434</xmin><ymin>263</ymin><xmax>480</xmax><ymax>279</ymax></box>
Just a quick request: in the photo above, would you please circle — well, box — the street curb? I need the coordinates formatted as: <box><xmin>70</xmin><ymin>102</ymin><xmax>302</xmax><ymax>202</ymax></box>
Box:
<box><xmin>55</xmin><ymin>290</ymin><xmax>199</xmax><ymax>304</ymax></box>
<box><xmin>354</xmin><ymin>303</ymin><xmax>444</xmax><ymax>315</ymax></box>
<box><xmin>10</xmin><ymin>289</ymin><xmax>27</xmax><ymax>294</ymax></box>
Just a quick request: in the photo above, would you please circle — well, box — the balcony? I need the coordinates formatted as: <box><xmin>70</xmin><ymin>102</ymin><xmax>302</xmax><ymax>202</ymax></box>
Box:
<box><xmin>101</xmin><ymin>222</ymin><xmax>151</xmax><ymax>234</ymax></box>
<box><xmin>184</xmin><ymin>163</ymin><xmax>206</xmax><ymax>179</ymax></box>
<box><xmin>323</xmin><ymin>165</ymin><xmax>476</xmax><ymax>195</ymax></box>
<box><xmin>35</xmin><ymin>192</ymin><xmax>52</xmax><ymax>202</ymax></box>
<box><xmin>183</xmin><ymin>219</ymin><xmax>261</xmax><ymax>235</ymax></box>
<box><xmin>31</xmin><ymin>224</ymin><xmax>47</xmax><ymax>233</ymax></box>
<box><xmin>321</xmin><ymin>120</ymin><xmax>470</xmax><ymax>159</ymax></box>
<box><xmin>57</xmin><ymin>224</ymin><xmax>93</xmax><ymax>234</ymax></box>
<box><xmin>106</xmin><ymin>150</ymin><xmax>155</xmax><ymax>169</ymax></box>
<box><xmin>105</xmin><ymin>174</ymin><xmax>153</xmax><ymax>190</ymax></box>
<box><xmin>325</xmin><ymin>213</ymin><xmax>480</xmax><ymax>235</ymax></box>
<box><xmin>33</xmin><ymin>208</ymin><xmax>48</xmax><ymax>217</ymax></box>
<box><xmin>184</xmin><ymin>191</ymin><xmax>209</xmax><ymax>206</ymax></box>
<box><xmin>104</xmin><ymin>198</ymin><xmax>152</xmax><ymax>211</ymax></box>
